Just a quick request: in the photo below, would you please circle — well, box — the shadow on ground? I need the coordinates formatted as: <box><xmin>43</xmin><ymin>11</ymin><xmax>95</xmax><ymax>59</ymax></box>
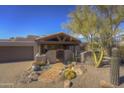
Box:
<box><xmin>120</xmin><ymin>76</ymin><xmax>124</xmax><ymax>85</ymax></box>
<box><xmin>0</xmin><ymin>60</ymin><xmax>33</xmax><ymax>64</ymax></box>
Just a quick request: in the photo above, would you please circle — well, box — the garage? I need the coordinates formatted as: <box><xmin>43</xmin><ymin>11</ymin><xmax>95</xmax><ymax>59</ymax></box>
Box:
<box><xmin>0</xmin><ymin>41</ymin><xmax>35</xmax><ymax>62</ymax></box>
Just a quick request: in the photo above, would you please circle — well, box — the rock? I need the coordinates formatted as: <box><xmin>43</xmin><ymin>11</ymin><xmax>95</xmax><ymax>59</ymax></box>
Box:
<box><xmin>34</xmin><ymin>54</ymin><xmax>47</xmax><ymax>65</ymax></box>
<box><xmin>59</xmin><ymin>69</ymin><xmax>64</xmax><ymax>75</ymax></box>
<box><xmin>74</xmin><ymin>68</ymin><xmax>82</xmax><ymax>76</ymax></box>
<box><xmin>17</xmin><ymin>71</ymin><xmax>32</xmax><ymax>84</ymax></box>
<box><xmin>100</xmin><ymin>80</ymin><xmax>114</xmax><ymax>88</ymax></box>
<box><xmin>101</xmin><ymin>60</ymin><xmax>110</xmax><ymax>67</ymax></box>
<box><xmin>64</xmin><ymin>80</ymin><xmax>72</xmax><ymax>88</ymax></box>
<box><xmin>17</xmin><ymin>68</ymin><xmax>40</xmax><ymax>84</ymax></box>
<box><xmin>28</xmin><ymin>72</ymin><xmax>39</xmax><ymax>81</ymax></box>
<box><xmin>103</xmin><ymin>56</ymin><xmax>111</xmax><ymax>60</ymax></box>
<box><xmin>32</xmin><ymin>65</ymin><xmax>41</xmax><ymax>71</ymax></box>
<box><xmin>34</xmin><ymin>71</ymin><xmax>41</xmax><ymax>75</ymax></box>
<box><xmin>20</xmin><ymin>77</ymin><xmax>32</xmax><ymax>84</ymax></box>
<box><xmin>40</xmin><ymin>65</ymin><xmax>51</xmax><ymax>71</ymax></box>
<box><xmin>83</xmin><ymin>68</ymin><xmax>87</xmax><ymax>74</ymax></box>
<box><xmin>67</xmin><ymin>64</ymin><xmax>74</xmax><ymax>69</ymax></box>
<box><xmin>35</xmin><ymin>53</ymin><xmax>42</xmax><ymax>62</ymax></box>
<box><xmin>71</xmin><ymin>62</ymin><xmax>77</xmax><ymax>66</ymax></box>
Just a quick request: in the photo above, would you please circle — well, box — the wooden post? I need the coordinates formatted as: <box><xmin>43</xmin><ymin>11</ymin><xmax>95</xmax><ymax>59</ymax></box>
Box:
<box><xmin>74</xmin><ymin>45</ymin><xmax>76</xmax><ymax>61</ymax></box>
<box><xmin>38</xmin><ymin>44</ymin><xmax>41</xmax><ymax>55</ymax></box>
<box><xmin>34</xmin><ymin>42</ymin><xmax>38</xmax><ymax>57</ymax></box>
<box><xmin>110</xmin><ymin>47</ymin><xmax>120</xmax><ymax>86</ymax></box>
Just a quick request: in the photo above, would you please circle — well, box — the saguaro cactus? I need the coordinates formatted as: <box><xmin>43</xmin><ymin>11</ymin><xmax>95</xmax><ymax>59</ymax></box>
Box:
<box><xmin>110</xmin><ymin>47</ymin><xmax>120</xmax><ymax>86</ymax></box>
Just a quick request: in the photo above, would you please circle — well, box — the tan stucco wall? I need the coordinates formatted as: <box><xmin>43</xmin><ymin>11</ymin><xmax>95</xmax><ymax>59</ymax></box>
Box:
<box><xmin>0</xmin><ymin>46</ymin><xmax>34</xmax><ymax>62</ymax></box>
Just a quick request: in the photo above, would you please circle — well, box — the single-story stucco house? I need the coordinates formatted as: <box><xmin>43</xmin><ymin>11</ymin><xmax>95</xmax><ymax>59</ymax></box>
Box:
<box><xmin>0</xmin><ymin>32</ymin><xmax>83</xmax><ymax>63</ymax></box>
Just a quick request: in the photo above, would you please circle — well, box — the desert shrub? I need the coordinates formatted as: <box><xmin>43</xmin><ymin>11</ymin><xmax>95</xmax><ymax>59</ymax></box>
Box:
<box><xmin>64</xmin><ymin>68</ymin><xmax>77</xmax><ymax>80</ymax></box>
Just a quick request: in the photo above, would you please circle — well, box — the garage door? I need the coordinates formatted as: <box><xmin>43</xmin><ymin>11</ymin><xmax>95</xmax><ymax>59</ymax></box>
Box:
<box><xmin>0</xmin><ymin>46</ymin><xmax>34</xmax><ymax>62</ymax></box>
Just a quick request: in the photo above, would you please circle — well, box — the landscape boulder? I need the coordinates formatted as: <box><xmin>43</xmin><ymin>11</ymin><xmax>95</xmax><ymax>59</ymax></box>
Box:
<box><xmin>64</xmin><ymin>80</ymin><xmax>73</xmax><ymax>88</ymax></box>
<box><xmin>35</xmin><ymin>54</ymin><xmax>47</xmax><ymax>65</ymax></box>
<box><xmin>32</xmin><ymin>65</ymin><xmax>41</xmax><ymax>71</ymax></box>
<box><xmin>100</xmin><ymin>80</ymin><xmax>114</xmax><ymax>88</ymax></box>
<box><xmin>35</xmin><ymin>53</ymin><xmax>42</xmax><ymax>62</ymax></box>
<box><xmin>17</xmin><ymin>71</ymin><xmax>32</xmax><ymax>84</ymax></box>
<box><xmin>28</xmin><ymin>72</ymin><xmax>39</xmax><ymax>81</ymax></box>
<box><xmin>74</xmin><ymin>68</ymin><xmax>82</xmax><ymax>76</ymax></box>
<box><xmin>71</xmin><ymin>62</ymin><xmax>77</xmax><ymax>66</ymax></box>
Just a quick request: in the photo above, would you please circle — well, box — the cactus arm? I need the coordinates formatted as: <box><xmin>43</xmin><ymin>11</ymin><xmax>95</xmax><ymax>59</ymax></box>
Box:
<box><xmin>93</xmin><ymin>51</ymin><xmax>98</xmax><ymax>65</ymax></box>
<box><xmin>92</xmin><ymin>47</ymin><xmax>104</xmax><ymax>68</ymax></box>
<box><xmin>96</xmin><ymin>48</ymin><xmax>104</xmax><ymax>68</ymax></box>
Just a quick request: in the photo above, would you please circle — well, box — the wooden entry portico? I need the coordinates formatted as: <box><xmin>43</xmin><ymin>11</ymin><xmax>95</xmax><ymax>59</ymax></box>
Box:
<box><xmin>34</xmin><ymin>32</ymin><xmax>81</xmax><ymax>62</ymax></box>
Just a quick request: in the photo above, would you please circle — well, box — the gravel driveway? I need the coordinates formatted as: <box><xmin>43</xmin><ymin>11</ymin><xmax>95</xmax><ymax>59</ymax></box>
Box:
<box><xmin>0</xmin><ymin>61</ymin><xmax>33</xmax><ymax>87</ymax></box>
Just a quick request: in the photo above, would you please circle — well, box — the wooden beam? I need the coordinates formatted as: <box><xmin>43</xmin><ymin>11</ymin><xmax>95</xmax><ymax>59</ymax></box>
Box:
<box><xmin>36</xmin><ymin>32</ymin><xmax>80</xmax><ymax>43</ymax></box>
<box><xmin>39</xmin><ymin>41</ymin><xmax>79</xmax><ymax>45</ymax></box>
<box><xmin>56</xmin><ymin>36</ymin><xmax>62</xmax><ymax>41</ymax></box>
<box><xmin>62</xmin><ymin>36</ymin><xmax>66</xmax><ymax>41</ymax></box>
<box><xmin>70</xmin><ymin>37</ymin><xmax>73</xmax><ymax>41</ymax></box>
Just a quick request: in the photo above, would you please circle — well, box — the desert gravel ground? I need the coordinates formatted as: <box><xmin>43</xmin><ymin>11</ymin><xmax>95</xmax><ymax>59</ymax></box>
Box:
<box><xmin>0</xmin><ymin>61</ymin><xmax>32</xmax><ymax>87</ymax></box>
<box><xmin>0</xmin><ymin>61</ymin><xmax>124</xmax><ymax>88</ymax></box>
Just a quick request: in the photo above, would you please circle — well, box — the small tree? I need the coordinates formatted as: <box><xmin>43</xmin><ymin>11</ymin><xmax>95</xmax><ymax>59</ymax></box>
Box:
<box><xmin>95</xmin><ymin>6</ymin><xmax>124</xmax><ymax>56</ymax></box>
<box><xmin>63</xmin><ymin>5</ymin><xmax>124</xmax><ymax>67</ymax></box>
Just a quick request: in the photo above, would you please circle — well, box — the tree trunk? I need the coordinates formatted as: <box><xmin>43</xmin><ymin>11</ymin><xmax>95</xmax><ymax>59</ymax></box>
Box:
<box><xmin>106</xmin><ymin>46</ymin><xmax>112</xmax><ymax>57</ymax></box>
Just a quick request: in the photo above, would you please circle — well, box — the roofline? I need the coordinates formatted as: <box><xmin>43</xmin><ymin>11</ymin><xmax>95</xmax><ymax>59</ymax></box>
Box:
<box><xmin>35</xmin><ymin>32</ymin><xmax>64</xmax><ymax>40</ymax></box>
<box><xmin>35</xmin><ymin>32</ymin><xmax>81</xmax><ymax>43</ymax></box>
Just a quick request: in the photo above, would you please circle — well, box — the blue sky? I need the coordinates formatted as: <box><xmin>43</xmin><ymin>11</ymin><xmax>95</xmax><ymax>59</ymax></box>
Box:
<box><xmin>0</xmin><ymin>5</ymin><xmax>75</xmax><ymax>39</ymax></box>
